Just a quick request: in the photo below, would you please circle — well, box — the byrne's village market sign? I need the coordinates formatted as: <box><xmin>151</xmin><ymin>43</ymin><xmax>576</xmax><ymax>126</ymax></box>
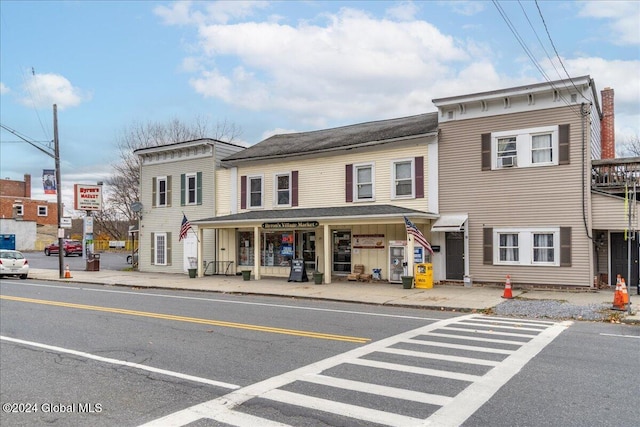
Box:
<box><xmin>262</xmin><ymin>221</ymin><xmax>319</xmax><ymax>229</ymax></box>
<box><xmin>74</xmin><ymin>184</ymin><xmax>103</xmax><ymax>211</ymax></box>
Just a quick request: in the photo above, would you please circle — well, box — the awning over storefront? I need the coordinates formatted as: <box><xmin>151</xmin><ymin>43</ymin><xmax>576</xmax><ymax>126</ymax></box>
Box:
<box><xmin>431</xmin><ymin>214</ymin><xmax>468</xmax><ymax>232</ymax></box>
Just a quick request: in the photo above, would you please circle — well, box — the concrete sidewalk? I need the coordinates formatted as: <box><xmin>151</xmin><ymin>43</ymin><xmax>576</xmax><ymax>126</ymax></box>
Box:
<box><xmin>23</xmin><ymin>268</ymin><xmax>639</xmax><ymax>324</ymax></box>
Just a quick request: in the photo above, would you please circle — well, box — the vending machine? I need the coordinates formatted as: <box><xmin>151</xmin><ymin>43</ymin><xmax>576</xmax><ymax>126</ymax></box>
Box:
<box><xmin>388</xmin><ymin>241</ymin><xmax>407</xmax><ymax>283</ymax></box>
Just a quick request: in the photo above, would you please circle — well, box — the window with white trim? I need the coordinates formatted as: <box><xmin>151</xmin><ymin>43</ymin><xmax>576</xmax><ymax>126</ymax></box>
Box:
<box><xmin>392</xmin><ymin>159</ymin><xmax>414</xmax><ymax>198</ymax></box>
<box><xmin>186</xmin><ymin>173</ymin><xmax>197</xmax><ymax>205</ymax></box>
<box><xmin>13</xmin><ymin>204</ymin><xmax>23</xmax><ymax>216</ymax></box>
<box><xmin>248</xmin><ymin>176</ymin><xmax>263</xmax><ymax>208</ymax></box>
<box><xmin>494</xmin><ymin>228</ymin><xmax>559</xmax><ymax>266</ymax></box>
<box><xmin>155</xmin><ymin>233</ymin><xmax>167</xmax><ymax>265</ymax></box>
<box><xmin>38</xmin><ymin>205</ymin><xmax>48</xmax><ymax>216</ymax></box>
<box><xmin>354</xmin><ymin>163</ymin><xmax>374</xmax><ymax>201</ymax></box>
<box><xmin>156</xmin><ymin>176</ymin><xmax>168</xmax><ymax>207</ymax></box>
<box><xmin>275</xmin><ymin>173</ymin><xmax>291</xmax><ymax>206</ymax></box>
<box><xmin>492</xmin><ymin>126</ymin><xmax>558</xmax><ymax>169</ymax></box>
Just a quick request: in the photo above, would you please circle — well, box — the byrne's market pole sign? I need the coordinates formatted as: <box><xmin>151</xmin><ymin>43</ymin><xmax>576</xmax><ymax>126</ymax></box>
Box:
<box><xmin>74</xmin><ymin>184</ymin><xmax>102</xmax><ymax>211</ymax></box>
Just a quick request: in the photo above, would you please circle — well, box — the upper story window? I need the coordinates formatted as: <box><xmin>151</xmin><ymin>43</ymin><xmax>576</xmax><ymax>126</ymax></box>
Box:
<box><xmin>13</xmin><ymin>204</ymin><xmax>24</xmax><ymax>216</ymax></box>
<box><xmin>249</xmin><ymin>175</ymin><xmax>263</xmax><ymax>208</ymax></box>
<box><xmin>275</xmin><ymin>173</ymin><xmax>291</xmax><ymax>206</ymax></box>
<box><xmin>38</xmin><ymin>205</ymin><xmax>48</xmax><ymax>216</ymax></box>
<box><xmin>153</xmin><ymin>176</ymin><xmax>171</xmax><ymax>207</ymax></box>
<box><xmin>181</xmin><ymin>172</ymin><xmax>202</xmax><ymax>206</ymax></box>
<box><xmin>393</xmin><ymin>159</ymin><xmax>414</xmax><ymax>198</ymax></box>
<box><xmin>486</xmin><ymin>125</ymin><xmax>561</xmax><ymax>170</ymax></box>
<box><xmin>354</xmin><ymin>163</ymin><xmax>374</xmax><ymax>201</ymax></box>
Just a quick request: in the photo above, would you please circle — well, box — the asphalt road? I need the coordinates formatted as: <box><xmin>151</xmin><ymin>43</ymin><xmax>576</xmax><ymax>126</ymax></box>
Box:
<box><xmin>1</xmin><ymin>278</ymin><xmax>638</xmax><ymax>426</ymax></box>
<box><xmin>23</xmin><ymin>250</ymin><xmax>131</xmax><ymax>272</ymax></box>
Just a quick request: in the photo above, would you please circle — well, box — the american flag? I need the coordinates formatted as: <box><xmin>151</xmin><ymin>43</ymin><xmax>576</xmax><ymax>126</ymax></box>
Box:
<box><xmin>404</xmin><ymin>216</ymin><xmax>434</xmax><ymax>255</ymax></box>
<box><xmin>179</xmin><ymin>214</ymin><xmax>192</xmax><ymax>241</ymax></box>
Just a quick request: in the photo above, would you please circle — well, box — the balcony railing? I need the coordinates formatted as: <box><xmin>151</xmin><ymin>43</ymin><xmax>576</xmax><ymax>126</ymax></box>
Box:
<box><xmin>592</xmin><ymin>157</ymin><xmax>640</xmax><ymax>191</ymax></box>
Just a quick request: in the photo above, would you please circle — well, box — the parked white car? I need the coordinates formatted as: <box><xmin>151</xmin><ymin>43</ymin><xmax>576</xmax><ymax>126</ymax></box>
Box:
<box><xmin>0</xmin><ymin>249</ymin><xmax>29</xmax><ymax>279</ymax></box>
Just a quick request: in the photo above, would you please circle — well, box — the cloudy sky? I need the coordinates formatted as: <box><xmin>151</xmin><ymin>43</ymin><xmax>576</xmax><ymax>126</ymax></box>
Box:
<box><xmin>1</xmin><ymin>1</ymin><xmax>639</xmax><ymax>213</ymax></box>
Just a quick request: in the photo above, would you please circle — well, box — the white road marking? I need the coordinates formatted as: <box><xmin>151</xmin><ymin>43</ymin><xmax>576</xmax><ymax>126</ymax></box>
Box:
<box><xmin>0</xmin><ymin>335</ymin><xmax>239</xmax><ymax>390</ymax></box>
<box><xmin>6</xmin><ymin>281</ymin><xmax>440</xmax><ymax>320</ymax></box>
<box><xmin>600</xmin><ymin>333</ymin><xmax>640</xmax><ymax>339</ymax></box>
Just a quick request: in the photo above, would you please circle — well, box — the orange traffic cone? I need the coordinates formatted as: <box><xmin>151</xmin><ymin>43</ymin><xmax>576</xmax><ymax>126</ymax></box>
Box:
<box><xmin>612</xmin><ymin>276</ymin><xmax>625</xmax><ymax>310</ymax></box>
<box><xmin>621</xmin><ymin>278</ymin><xmax>629</xmax><ymax>305</ymax></box>
<box><xmin>501</xmin><ymin>275</ymin><xmax>513</xmax><ymax>299</ymax></box>
<box><xmin>64</xmin><ymin>265</ymin><xmax>72</xmax><ymax>279</ymax></box>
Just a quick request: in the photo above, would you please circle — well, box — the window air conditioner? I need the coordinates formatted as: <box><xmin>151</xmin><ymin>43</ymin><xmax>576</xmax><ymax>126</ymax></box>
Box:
<box><xmin>500</xmin><ymin>156</ymin><xmax>516</xmax><ymax>168</ymax></box>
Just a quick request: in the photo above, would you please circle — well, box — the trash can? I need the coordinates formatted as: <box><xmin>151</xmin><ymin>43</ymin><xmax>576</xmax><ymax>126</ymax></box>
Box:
<box><xmin>86</xmin><ymin>253</ymin><xmax>100</xmax><ymax>271</ymax></box>
<box><xmin>372</xmin><ymin>268</ymin><xmax>382</xmax><ymax>280</ymax></box>
<box><xmin>414</xmin><ymin>263</ymin><xmax>433</xmax><ymax>289</ymax></box>
<box><xmin>401</xmin><ymin>276</ymin><xmax>414</xmax><ymax>289</ymax></box>
<box><xmin>188</xmin><ymin>268</ymin><xmax>197</xmax><ymax>278</ymax></box>
<box><xmin>242</xmin><ymin>270</ymin><xmax>251</xmax><ymax>281</ymax></box>
<box><xmin>464</xmin><ymin>275</ymin><xmax>473</xmax><ymax>288</ymax></box>
<box><xmin>313</xmin><ymin>272</ymin><xmax>324</xmax><ymax>285</ymax></box>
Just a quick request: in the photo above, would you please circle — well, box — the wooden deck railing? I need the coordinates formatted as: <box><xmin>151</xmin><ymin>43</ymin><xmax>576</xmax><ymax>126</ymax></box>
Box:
<box><xmin>592</xmin><ymin>157</ymin><xmax>640</xmax><ymax>190</ymax></box>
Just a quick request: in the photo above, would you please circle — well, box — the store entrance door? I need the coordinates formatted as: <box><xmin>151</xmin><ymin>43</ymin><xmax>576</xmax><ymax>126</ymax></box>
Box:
<box><xmin>297</xmin><ymin>231</ymin><xmax>316</xmax><ymax>272</ymax></box>
<box><xmin>332</xmin><ymin>231</ymin><xmax>351</xmax><ymax>274</ymax></box>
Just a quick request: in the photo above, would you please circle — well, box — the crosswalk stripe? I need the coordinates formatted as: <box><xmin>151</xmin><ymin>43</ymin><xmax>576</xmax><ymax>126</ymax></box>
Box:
<box><xmin>348</xmin><ymin>358</ymin><xmax>481</xmax><ymax>382</ymax></box>
<box><xmin>403</xmin><ymin>338</ymin><xmax>514</xmax><ymax>354</ymax></box>
<box><xmin>456</xmin><ymin>320</ymin><xmax>548</xmax><ymax>332</ymax></box>
<box><xmin>302</xmin><ymin>374</ymin><xmax>454</xmax><ymax>406</ymax></box>
<box><xmin>376</xmin><ymin>347</ymin><xmax>501</xmax><ymax>366</ymax></box>
<box><xmin>263</xmin><ymin>389</ymin><xmax>423</xmax><ymax>427</ymax></box>
<box><xmin>418</xmin><ymin>332</ymin><xmax>528</xmax><ymax>345</ymax></box>
<box><xmin>440</xmin><ymin>326</ymin><xmax>537</xmax><ymax>339</ymax></box>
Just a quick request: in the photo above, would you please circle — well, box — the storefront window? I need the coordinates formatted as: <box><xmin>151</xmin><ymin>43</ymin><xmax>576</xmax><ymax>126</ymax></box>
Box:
<box><xmin>262</xmin><ymin>231</ymin><xmax>294</xmax><ymax>267</ymax></box>
<box><xmin>238</xmin><ymin>231</ymin><xmax>254</xmax><ymax>266</ymax></box>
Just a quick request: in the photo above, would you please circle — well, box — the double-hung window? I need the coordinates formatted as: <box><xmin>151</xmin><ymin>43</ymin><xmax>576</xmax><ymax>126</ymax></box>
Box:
<box><xmin>494</xmin><ymin>228</ymin><xmax>559</xmax><ymax>266</ymax></box>
<box><xmin>249</xmin><ymin>176</ymin><xmax>263</xmax><ymax>208</ymax></box>
<box><xmin>275</xmin><ymin>173</ymin><xmax>291</xmax><ymax>206</ymax></box>
<box><xmin>354</xmin><ymin>163</ymin><xmax>374</xmax><ymax>201</ymax></box>
<box><xmin>393</xmin><ymin>159</ymin><xmax>414</xmax><ymax>198</ymax></box>
<box><xmin>181</xmin><ymin>172</ymin><xmax>202</xmax><ymax>206</ymax></box>
<box><xmin>154</xmin><ymin>232</ymin><xmax>168</xmax><ymax>265</ymax></box>
<box><xmin>154</xmin><ymin>176</ymin><xmax>171</xmax><ymax>207</ymax></box>
<box><xmin>492</xmin><ymin>126</ymin><xmax>558</xmax><ymax>169</ymax></box>
<box><xmin>38</xmin><ymin>206</ymin><xmax>48</xmax><ymax>216</ymax></box>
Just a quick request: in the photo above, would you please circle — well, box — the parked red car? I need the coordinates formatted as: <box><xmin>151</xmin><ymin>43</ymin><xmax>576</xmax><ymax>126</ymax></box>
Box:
<box><xmin>44</xmin><ymin>239</ymin><xmax>83</xmax><ymax>257</ymax></box>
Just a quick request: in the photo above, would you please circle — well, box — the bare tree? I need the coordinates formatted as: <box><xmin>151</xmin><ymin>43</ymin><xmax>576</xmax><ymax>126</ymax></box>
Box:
<box><xmin>94</xmin><ymin>117</ymin><xmax>242</xmax><ymax>237</ymax></box>
<box><xmin>618</xmin><ymin>133</ymin><xmax>640</xmax><ymax>157</ymax></box>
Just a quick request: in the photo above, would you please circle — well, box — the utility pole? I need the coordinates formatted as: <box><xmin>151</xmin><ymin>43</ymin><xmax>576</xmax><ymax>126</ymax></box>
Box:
<box><xmin>0</xmin><ymin>105</ymin><xmax>64</xmax><ymax>278</ymax></box>
<box><xmin>54</xmin><ymin>104</ymin><xmax>64</xmax><ymax>278</ymax></box>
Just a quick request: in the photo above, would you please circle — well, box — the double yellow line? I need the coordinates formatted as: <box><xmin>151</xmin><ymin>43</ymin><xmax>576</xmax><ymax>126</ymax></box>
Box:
<box><xmin>0</xmin><ymin>295</ymin><xmax>370</xmax><ymax>343</ymax></box>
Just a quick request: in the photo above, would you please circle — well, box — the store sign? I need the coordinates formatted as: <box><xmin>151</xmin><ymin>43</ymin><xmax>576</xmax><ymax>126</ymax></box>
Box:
<box><xmin>262</xmin><ymin>221</ymin><xmax>319</xmax><ymax>229</ymax></box>
<box><xmin>353</xmin><ymin>234</ymin><xmax>385</xmax><ymax>248</ymax></box>
<box><xmin>74</xmin><ymin>184</ymin><xmax>102</xmax><ymax>211</ymax></box>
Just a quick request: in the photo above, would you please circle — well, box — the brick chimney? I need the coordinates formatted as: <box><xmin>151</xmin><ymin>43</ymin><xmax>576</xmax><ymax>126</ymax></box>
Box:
<box><xmin>600</xmin><ymin>87</ymin><xmax>615</xmax><ymax>159</ymax></box>
<box><xmin>24</xmin><ymin>174</ymin><xmax>31</xmax><ymax>198</ymax></box>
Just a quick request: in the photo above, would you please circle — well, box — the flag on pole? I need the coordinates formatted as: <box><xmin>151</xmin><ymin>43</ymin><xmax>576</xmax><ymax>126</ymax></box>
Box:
<box><xmin>404</xmin><ymin>216</ymin><xmax>434</xmax><ymax>255</ymax></box>
<box><xmin>179</xmin><ymin>214</ymin><xmax>192</xmax><ymax>241</ymax></box>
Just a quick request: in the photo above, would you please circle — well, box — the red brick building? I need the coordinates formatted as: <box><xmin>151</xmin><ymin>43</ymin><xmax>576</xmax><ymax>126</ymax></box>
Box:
<box><xmin>0</xmin><ymin>174</ymin><xmax>58</xmax><ymax>225</ymax></box>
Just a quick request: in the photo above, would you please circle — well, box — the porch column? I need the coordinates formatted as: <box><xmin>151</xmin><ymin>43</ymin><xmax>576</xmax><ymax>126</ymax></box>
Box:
<box><xmin>197</xmin><ymin>227</ymin><xmax>204</xmax><ymax>277</ymax></box>
<box><xmin>253</xmin><ymin>225</ymin><xmax>261</xmax><ymax>280</ymax></box>
<box><xmin>324</xmin><ymin>224</ymin><xmax>331</xmax><ymax>284</ymax></box>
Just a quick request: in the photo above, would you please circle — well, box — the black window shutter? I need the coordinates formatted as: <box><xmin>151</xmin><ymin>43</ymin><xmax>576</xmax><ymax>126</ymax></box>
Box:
<box><xmin>292</xmin><ymin>171</ymin><xmax>298</xmax><ymax>207</ymax></box>
<box><xmin>166</xmin><ymin>232</ymin><xmax>172</xmax><ymax>265</ymax></box>
<box><xmin>180</xmin><ymin>174</ymin><xmax>185</xmax><ymax>206</ymax></box>
<box><xmin>150</xmin><ymin>233</ymin><xmax>155</xmax><ymax>265</ymax></box>
<box><xmin>415</xmin><ymin>156</ymin><xmax>424</xmax><ymax>198</ymax></box>
<box><xmin>345</xmin><ymin>164</ymin><xmax>353</xmax><ymax>203</ymax></box>
<box><xmin>481</xmin><ymin>133</ymin><xmax>491</xmax><ymax>171</ymax></box>
<box><xmin>559</xmin><ymin>124</ymin><xmax>570</xmax><ymax>165</ymax></box>
<box><xmin>166</xmin><ymin>175</ymin><xmax>172</xmax><ymax>207</ymax></box>
<box><xmin>152</xmin><ymin>177</ymin><xmax>157</xmax><ymax>207</ymax></box>
<box><xmin>483</xmin><ymin>228</ymin><xmax>493</xmax><ymax>265</ymax></box>
<box><xmin>240</xmin><ymin>176</ymin><xmax>247</xmax><ymax>209</ymax></box>
<box><xmin>197</xmin><ymin>172</ymin><xmax>202</xmax><ymax>205</ymax></box>
<box><xmin>560</xmin><ymin>227</ymin><xmax>571</xmax><ymax>266</ymax></box>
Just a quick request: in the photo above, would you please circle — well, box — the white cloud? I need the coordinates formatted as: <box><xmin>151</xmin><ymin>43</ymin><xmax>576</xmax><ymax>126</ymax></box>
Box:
<box><xmin>0</xmin><ymin>82</ymin><xmax>9</xmax><ymax>94</ymax></box>
<box><xmin>155</xmin><ymin>0</ymin><xmax>267</xmax><ymax>25</ymax></box>
<box><xmin>18</xmin><ymin>73</ymin><xmax>88</xmax><ymax>110</ymax></box>
<box><xmin>579</xmin><ymin>1</ymin><xmax>640</xmax><ymax>45</ymax></box>
<box><xmin>445</xmin><ymin>0</ymin><xmax>485</xmax><ymax>16</ymax></box>
<box><xmin>385</xmin><ymin>1</ymin><xmax>419</xmax><ymax>21</ymax></box>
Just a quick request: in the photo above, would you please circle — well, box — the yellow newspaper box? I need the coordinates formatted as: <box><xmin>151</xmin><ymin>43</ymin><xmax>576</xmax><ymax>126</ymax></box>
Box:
<box><xmin>414</xmin><ymin>263</ymin><xmax>433</xmax><ymax>289</ymax></box>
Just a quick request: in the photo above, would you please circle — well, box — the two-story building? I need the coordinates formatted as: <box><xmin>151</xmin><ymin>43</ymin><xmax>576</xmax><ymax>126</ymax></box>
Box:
<box><xmin>192</xmin><ymin>113</ymin><xmax>440</xmax><ymax>283</ymax></box>
<box><xmin>432</xmin><ymin>76</ymin><xmax>636</xmax><ymax>288</ymax></box>
<box><xmin>134</xmin><ymin>138</ymin><xmax>245</xmax><ymax>274</ymax></box>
